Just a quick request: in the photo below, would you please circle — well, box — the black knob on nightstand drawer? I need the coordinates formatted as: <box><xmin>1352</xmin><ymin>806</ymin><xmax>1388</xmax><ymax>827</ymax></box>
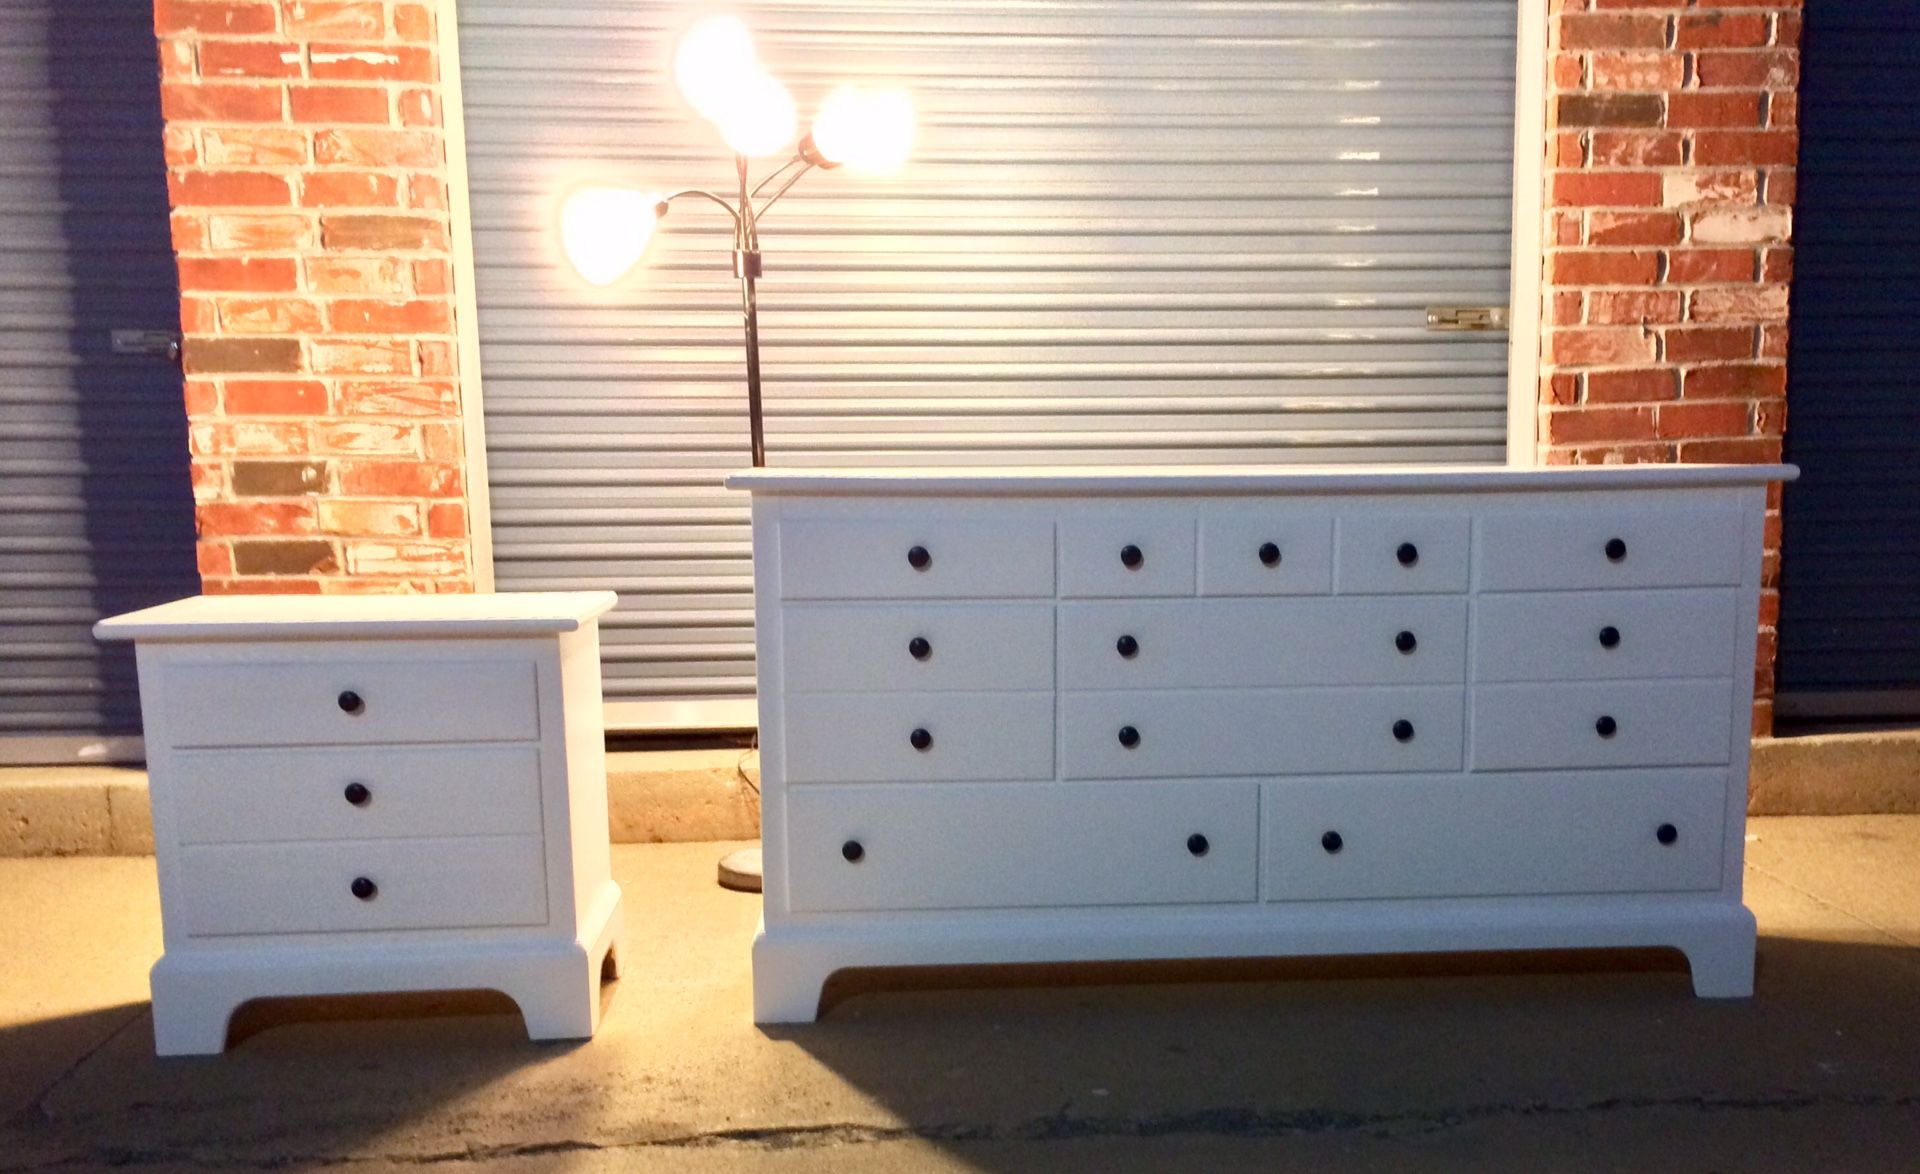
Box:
<box><xmin>1120</xmin><ymin>544</ymin><xmax>1144</xmax><ymax>569</ymax></box>
<box><xmin>1395</xmin><ymin>630</ymin><xmax>1417</xmax><ymax>654</ymax></box>
<box><xmin>907</xmin><ymin>544</ymin><xmax>931</xmax><ymax>570</ymax></box>
<box><xmin>1392</xmin><ymin>719</ymin><xmax>1415</xmax><ymax>742</ymax></box>
<box><xmin>908</xmin><ymin>636</ymin><xmax>932</xmax><ymax>661</ymax></box>
<box><xmin>842</xmin><ymin>840</ymin><xmax>865</xmax><ymax>863</ymax></box>
<box><xmin>350</xmin><ymin>876</ymin><xmax>377</xmax><ymax>901</ymax></box>
<box><xmin>1605</xmin><ymin>537</ymin><xmax>1627</xmax><ymax>562</ymax></box>
<box><xmin>1656</xmin><ymin>823</ymin><xmax>1678</xmax><ymax>845</ymax></box>
<box><xmin>1116</xmin><ymin>634</ymin><xmax>1139</xmax><ymax>659</ymax></box>
<box><xmin>909</xmin><ymin>727</ymin><xmax>933</xmax><ymax>751</ymax></box>
<box><xmin>1598</xmin><ymin>625</ymin><xmax>1621</xmax><ymax>649</ymax></box>
<box><xmin>1596</xmin><ymin>714</ymin><xmax>1618</xmax><ymax>738</ymax></box>
<box><xmin>1259</xmin><ymin>542</ymin><xmax>1282</xmax><ymax>567</ymax></box>
<box><xmin>1321</xmin><ymin>830</ymin><xmax>1344</xmax><ymax>854</ymax></box>
<box><xmin>1396</xmin><ymin>542</ymin><xmax>1419</xmax><ymax>567</ymax></box>
<box><xmin>1187</xmin><ymin>833</ymin><xmax>1210</xmax><ymax>857</ymax></box>
<box><xmin>1118</xmin><ymin>725</ymin><xmax>1141</xmax><ymax>749</ymax></box>
<box><xmin>337</xmin><ymin>690</ymin><xmax>365</xmax><ymax>716</ymax></box>
<box><xmin>343</xmin><ymin>782</ymin><xmax>371</xmax><ymax>807</ymax></box>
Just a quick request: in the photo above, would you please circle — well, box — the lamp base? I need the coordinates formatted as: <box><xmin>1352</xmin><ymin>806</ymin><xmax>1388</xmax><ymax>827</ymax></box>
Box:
<box><xmin>718</xmin><ymin>846</ymin><xmax>763</xmax><ymax>893</ymax></box>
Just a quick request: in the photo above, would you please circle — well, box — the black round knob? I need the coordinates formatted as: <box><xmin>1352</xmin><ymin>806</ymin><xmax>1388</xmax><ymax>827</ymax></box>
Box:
<box><xmin>907</xmin><ymin>544</ymin><xmax>931</xmax><ymax>570</ymax></box>
<box><xmin>1116</xmin><ymin>634</ymin><xmax>1139</xmax><ymax>659</ymax></box>
<box><xmin>1120</xmin><ymin>544</ymin><xmax>1144</xmax><ymax>570</ymax></box>
<box><xmin>909</xmin><ymin>727</ymin><xmax>932</xmax><ymax>751</ymax></box>
<box><xmin>1258</xmin><ymin>542</ymin><xmax>1282</xmax><ymax>567</ymax></box>
<box><xmin>842</xmin><ymin>840</ymin><xmax>864</xmax><ymax>863</ymax></box>
<box><xmin>1598</xmin><ymin>625</ymin><xmax>1621</xmax><ymax>649</ymax></box>
<box><xmin>1605</xmin><ymin>537</ymin><xmax>1627</xmax><ymax>562</ymax></box>
<box><xmin>1395</xmin><ymin>630</ymin><xmax>1417</xmax><ymax>654</ymax></box>
<box><xmin>1118</xmin><ymin>725</ymin><xmax>1140</xmax><ymax>749</ymax></box>
<box><xmin>1656</xmin><ymin>823</ymin><xmax>1678</xmax><ymax>846</ymax></box>
<box><xmin>908</xmin><ymin>636</ymin><xmax>932</xmax><ymax>661</ymax></box>
<box><xmin>350</xmin><ymin>876</ymin><xmax>377</xmax><ymax>901</ymax></box>
<box><xmin>1396</xmin><ymin>542</ymin><xmax>1419</xmax><ymax>567</ymax></box>
<box><xmin>1187</xmin><ymin>833</ymin><xmax>1210</xmax><ymax>857</ymax></box>
<box><xmin>1596</xmin><ymin>714</ymin><xmax>1618</xmax><ymax>738</ymax></box>
<box><xmin>1392</xmin><ymin>719</ymin><xmax>1414</xmax><ymax>742</ymax></box>
<box><xmin>337</xmin><ymin>690</ymin><xmax>365</xmax><ymax>716</ymax></box>
<box><xmin>1321</xmin><ymin>830</ymin><xmax>1344</xmax><ymax>854</ymax></box>
<box><xmin>343</xmin><ymin>782</ymin><xmax>371</xmax><ymax>807</ymax></box>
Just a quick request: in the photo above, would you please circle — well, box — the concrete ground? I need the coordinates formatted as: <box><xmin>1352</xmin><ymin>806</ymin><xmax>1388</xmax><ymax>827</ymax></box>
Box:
<box><xmin>3</xmin><ymin>821</ymin><xmax>1919</xmax><ymax>1172</ymax></box>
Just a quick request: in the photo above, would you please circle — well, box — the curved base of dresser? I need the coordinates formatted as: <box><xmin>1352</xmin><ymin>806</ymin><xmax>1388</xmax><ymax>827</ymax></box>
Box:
<box><xmin>149</xmin><ymin>883</ymin><xmax>623</xmax><ymax>1056</ymax></box>
<box><xmin>751</xmin><ymin>898</ymin><xmax>1757</xmax><ymax>1024</ymax></box>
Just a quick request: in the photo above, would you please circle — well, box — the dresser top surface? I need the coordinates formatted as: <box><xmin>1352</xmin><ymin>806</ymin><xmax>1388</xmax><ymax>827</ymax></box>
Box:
<box><xmin>94</xmin><ymin>590</ymin><xmax>619</xmax><ymax>643</ymax></box>
<box><xmin>726</xmin><ymin>463</ymin><xmax>1797</xmax><ymax>497</ymax></box>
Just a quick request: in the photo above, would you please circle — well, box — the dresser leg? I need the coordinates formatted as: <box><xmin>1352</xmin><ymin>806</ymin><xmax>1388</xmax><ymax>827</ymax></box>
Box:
<box><xmin>1679</xmin><ymin>912</ymin><xmax>1758</xmax><ymax>998</ymax></box>
<box><xmin>149</xmin><ymin>968</ymin><xmax>241</xmax><ymax>1056</ymax></box>
<box><xmin>752</xmin><ymin>943</ymin><xmax>836</xmax><ymax>1024</ymax></box>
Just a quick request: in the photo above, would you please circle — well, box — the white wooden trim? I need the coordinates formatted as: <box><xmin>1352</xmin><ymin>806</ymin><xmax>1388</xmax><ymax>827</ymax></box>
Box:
<box><xmin>1505</xmin><ymin>0</ymin><xmax>1549</xmax><ymax>468</ymax></box>
<box><xmin>437</xmin><ymin>0</ymin><xmax>496</xmax><ymax>591</ymax></box>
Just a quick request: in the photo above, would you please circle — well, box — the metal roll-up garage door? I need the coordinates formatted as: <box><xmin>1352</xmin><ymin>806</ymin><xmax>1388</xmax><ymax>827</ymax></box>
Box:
<box><xmin>0</xmin><ymin>1</ymin><xmax>201</xmax><ymax>763</ymax></box>
<box><xmin>454</xmin><ymin>0</ymin><xmax>1521</xmax><ymax>728</ymax></box>
<box><xmin>1776</xmin><ymin>1</ymin><xmax>1920</xmax><ymax>724</ymax></box>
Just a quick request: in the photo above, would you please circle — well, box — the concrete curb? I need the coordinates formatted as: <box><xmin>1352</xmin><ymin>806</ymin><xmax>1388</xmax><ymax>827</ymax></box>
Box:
<box><xmin>4</xmin><ymin>734</ymin><xmax>1916</xmax><ymax>856</ymax></box>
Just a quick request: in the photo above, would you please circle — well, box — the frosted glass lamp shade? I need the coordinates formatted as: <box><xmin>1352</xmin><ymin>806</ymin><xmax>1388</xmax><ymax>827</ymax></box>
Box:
<box><xmin>673</xmin><ymin>15</ymin><xmax>758</xmax><ymax>122</ymax></box>
<box><xmin>807</xmin><ymin>86</ymin><xmax>914</xmax><ymax>174</ymax></box>
<box><xmin>560</xmin><ymin>187</ymin><xmax>661</xmax><ymax>286</ymax></box>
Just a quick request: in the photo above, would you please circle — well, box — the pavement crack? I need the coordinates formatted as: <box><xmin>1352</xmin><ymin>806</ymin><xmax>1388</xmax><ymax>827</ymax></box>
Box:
<box><xmin>6</xmin><ymin>1091</ymin><xmax>1920</xmax><ymax>1168</ymax></box>
<box><xmin>1747</xmin><ymin>859</ymin><xmax>1920</xmax><ymax>950</ymax></box>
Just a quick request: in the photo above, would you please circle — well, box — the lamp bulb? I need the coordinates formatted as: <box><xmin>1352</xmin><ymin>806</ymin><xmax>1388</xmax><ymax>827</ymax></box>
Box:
<box><xmin>673</xmin><ymin>14</ymin><xmax>759</xmax><ymax>123</ymax></box>
<box><xmin>808</xmin><ymin>85</ymin><xmax>914</xmax><ymax>174</ymax></box>
<box><xmin>559</xmin><ymin>186</ymin><xmax>661</xmax><ymax>287</ymax></box>
<box><xmin>717</xmin><ymin>70</ymin><xmax>797</xmax><ymax>158</ymax></box>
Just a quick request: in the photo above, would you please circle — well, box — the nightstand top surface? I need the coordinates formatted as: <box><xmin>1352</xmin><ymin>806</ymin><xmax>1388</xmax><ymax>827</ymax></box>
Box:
<box><xmin>94</xmin><ymin>590</ymin><xmax>618</xmax><ymax>642</ymax></box>
<box><xmin>727</xmin><ymin>463</ymin><xmax>1797</xmax><ymax>497</ymax></box>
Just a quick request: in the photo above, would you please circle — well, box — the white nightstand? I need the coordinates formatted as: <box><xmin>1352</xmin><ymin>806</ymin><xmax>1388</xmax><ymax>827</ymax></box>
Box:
<box><xmin>96</xmin><ymin>591</ymin><xmax>622</xmax><ymax>1055</ymax></box>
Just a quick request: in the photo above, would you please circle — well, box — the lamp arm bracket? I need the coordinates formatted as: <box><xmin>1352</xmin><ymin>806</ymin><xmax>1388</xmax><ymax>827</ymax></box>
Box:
<box><xmin>750</xmin><ymin>154</ymin><xmax>809</xmax><ymax>199</ymax></box>
<box><xmin>659</xmin><ymin>188</ymin><xmax>743</xmax><ymax>233</ymax></box>
<box><xmin>753</xmin><ymin>161</ymin><xmax>817</xmax><ymax>221</ymax></box>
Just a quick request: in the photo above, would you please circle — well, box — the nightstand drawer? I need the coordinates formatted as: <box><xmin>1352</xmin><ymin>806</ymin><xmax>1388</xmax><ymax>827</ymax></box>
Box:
<box><xmin>1479</xmin><ymin>503</ymin><xmax>1744</xmax><ymax>591</ymax></box>
<box><xmin>1473</xmin><ymin>680</ymin><xmax>1735</xmax><ymax>770</ymax></box>
<box><xmin>1198</xmin><ymin>513</ymin><xmax>1334</xmax><ymax>596</ymax></box>
<box><xmin>1058</xmin><ymin>515</ymin><xmax>1197</xmax><ymax>597</ymax></box>
<box><xmin>172</xmin><ymin>744</ymin><xmax>543</xmax><ymax>844</ymax></box>
<box><xmin>786</xmin><ymin>781</ymin><xmax>1259</xmax><ymax>913</ymax></box>
<box><xmin>1335</xmin><ymin>514</ymin><xmax>1471</xmax><ymax>594</ymax></box>
<box><xmin>1264</xmin><ymin>771</ymin><xmax>1726</xmax><ymax>901</ymax></box>
<box><xmin>779</xmin><ymin>517</ymin><xmax>1054</xmax><ymax>599</ymax></box>
<box><xmin>1474</xmin><ymin>589</ymin><xmax>1739</xmax><ymax>682</ymax></box>
<box><xmin>1060</xmin><ymin>686</ymin><xmax>1464</xmax><ymax>778</ymax></box>
<box><xmin>1059</xmin><ymin>597</ymin><xmax>1467</xmax><ymax>689</ymax></box>
<box><xmin>156</xmin><ymin>657</ymin><xmax>539</xmax><ymax>748</ymax></box>
<box><xmin>178</xmin><ymin>836</ymin><xmax>549</xmax><ymax>937</ymax></box>
<box><xmin>782</xmin><ymin>603</ymin><xmax>1053</xmax><ymax>693</ymax></box>
<box><xmin>784</xmin><ymin>691</ymin><xmax>1054</xmax><ymax>783</ymax></box>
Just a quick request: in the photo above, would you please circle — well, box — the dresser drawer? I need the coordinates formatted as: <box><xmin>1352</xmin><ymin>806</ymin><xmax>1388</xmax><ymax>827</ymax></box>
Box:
<box><xmin>1478</xmin><ymin>503</ymin><xmax>1744</xmax><ymax>591</ymax></box>
<box><xmin>1264</xmin><ymin>771</ymin><xmax>1726</xmax><ymax>901</ymax></box>
<box><xmin>779</xmin><ymin>517</ymin><xmax>1054</xmax><ymax>600</ymax></box>
<box><xmin>781</xmin><ymin>603</ymin><xmax>1053</xmax><ymax>693</ymax></box>
<box><xmin>785</xmin><ymin>781</ymin><xmax>1259</xmax><ymax>913</ymax></box>
<box><xmin>1473</xmin><ymin>680</ymin><xmax>1735</xmax><ymax>771</ymax></box>
<box><xmin>155</xmin><ymin>657</ymin><xmax>538</xmax><ymax>749</ymax></box>
<box><xmin>1058</xmin><ymin>516</ymin><xmax>1196</xmax><ymax>597</ymax></box>
<box><xmin>177</xmin><ymin>836</ymin><xmax>549</xmax><ymax>937</ymax></box>
<box><xmin>1198</xmin><ymin>514</ymin><xmax>1334</xmax><ymax>596</ymax></box>
<box><xmin>784</xmin><ymin>691</ymin><xmax>1053</xmax><ymax>783</ymax></box>
<box><xmin>171</xmin><ymin>744</ymin><xmax>543</xmax><ymax>844</ymax></box>
<box><xmin>1060</xmin><ymin>686</ymin><xmax>1464</xmax><ymax>779</ymax></box>
<box><xmin>1335</xmin><ymin>513</ymin><xmax>1471</xmax><ymax>594</ymax></box>
<box><xmin>1474</xmin><ymin>589</ymin><xmax>1740</xmax><ymax>683</ymax></box>
<box><xmin>1059</xmin><ymin>597</ymin><xmax>1467</xmax><ymax>689</ymax></box>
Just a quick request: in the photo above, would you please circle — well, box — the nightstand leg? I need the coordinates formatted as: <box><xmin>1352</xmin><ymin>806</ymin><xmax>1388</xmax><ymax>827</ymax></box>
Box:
<box><xmin>1679</xmin><ymin>909</ymin><xmax>1758</xmax><ymax>998</ymax></box>
<box><xmin>752</xmin><ymin>939</ymin><xmax>837</xmax><ymax>1024</ymax></box>
<box><xmin>149</xmin><ymin>965</ymin><xmax>241</xmax><ymax>1056</ymax></box>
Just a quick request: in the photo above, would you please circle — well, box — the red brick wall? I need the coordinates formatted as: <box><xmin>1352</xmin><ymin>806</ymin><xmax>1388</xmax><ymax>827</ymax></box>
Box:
<box><xmin>1540</xmin><ymin>1</ymin><xmax>1798</xmax><ymax>734</ymax></box>
<box><xmin>156</xmin><ymin>0</ymin><xmax>473</xmax><ymax>594</ymax></box>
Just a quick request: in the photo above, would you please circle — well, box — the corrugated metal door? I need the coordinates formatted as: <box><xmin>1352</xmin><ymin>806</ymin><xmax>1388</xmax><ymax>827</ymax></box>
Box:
<box><xmin>0</xmin><ymin>1</ymin><xmax>200</xmax><ymax>762</ymax></box>
<box><xmin>1776</xmin><ymin>1</ymin><xmax>1920</xmax><ymax>723</ymax></box>
<box><xmin>455</xmin><ymin>0</ymin><xmax>1521</xmax><ymax>727</ymax></box>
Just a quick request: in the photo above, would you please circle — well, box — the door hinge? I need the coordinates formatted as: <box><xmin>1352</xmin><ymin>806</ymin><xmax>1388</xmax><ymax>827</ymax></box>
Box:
<box><xmin>111</xmin><ymin>329</ymin><xmax>183</xmax><ymax>363</ymax></box>
<box><xmin>1425</xmin><ymin>305</ymin><xmax>1510</xmax><ymax>332</ymax></box>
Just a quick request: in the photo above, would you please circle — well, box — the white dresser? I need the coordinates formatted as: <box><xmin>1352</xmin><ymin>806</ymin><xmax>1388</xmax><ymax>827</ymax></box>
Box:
<box><xmin>727</xmin><ymin>464</ymin><xmax>1796</xmax><ymax>1023</ymax></box>
<box><xmin>95</xmin><ymin>592</ymin><xmax>623</xmax><ymax>1055</ymax></box>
